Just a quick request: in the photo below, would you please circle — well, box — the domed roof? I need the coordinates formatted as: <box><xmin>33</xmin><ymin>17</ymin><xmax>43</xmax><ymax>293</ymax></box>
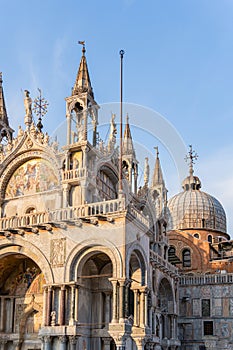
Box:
<box><xmin>167</xmin><ymin>147</ymin><xmax>227</xmax><ymax>234</ymax></box>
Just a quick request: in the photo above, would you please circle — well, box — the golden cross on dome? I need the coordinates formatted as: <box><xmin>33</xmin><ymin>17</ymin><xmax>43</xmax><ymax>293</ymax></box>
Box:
<box><xmin>185</xmin><ymin>145</ymin><xmax>198</xmax><ymax>175</ymax></box>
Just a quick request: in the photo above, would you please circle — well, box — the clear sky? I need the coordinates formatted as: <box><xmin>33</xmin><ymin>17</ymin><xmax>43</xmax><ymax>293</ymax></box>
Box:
<box><xmin>1</xmin><ymin>0</ymin><xmax>233</xmax><ymax>234</ymax></box>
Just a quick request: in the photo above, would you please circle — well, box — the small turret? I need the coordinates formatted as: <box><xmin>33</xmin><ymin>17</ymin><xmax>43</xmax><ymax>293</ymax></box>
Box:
<box><xmin>0</xmin><ymin>73</ymin><xmax>14</xmax><ymax>144</ymax></box>
<box><xmin>150</xmin><ymin>147</ymin><xmax>167</xmax><ymax>217</ymax></box>
<box><xmin>122</xmin><ymin>115</ymin><xmax>138</xmax><ymax>194</ymax></box>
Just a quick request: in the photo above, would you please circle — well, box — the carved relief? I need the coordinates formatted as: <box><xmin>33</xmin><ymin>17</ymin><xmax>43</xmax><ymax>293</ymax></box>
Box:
<box><xmin>50</xmin><ymin>238</ymin><xmax>66</xmax><ymax>266</ymax></box>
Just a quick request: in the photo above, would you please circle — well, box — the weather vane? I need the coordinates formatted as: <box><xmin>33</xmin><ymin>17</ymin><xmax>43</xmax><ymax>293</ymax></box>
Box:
<box><xmin>33</xmin><ymin>88</ymin><xmax>49</xmax><ymax>132</ymax></box>
<box><xmin>185</xmin><ymin>145</ymin><xmax>198</xmax><ymax>175</ymax></box>
<box><xmin>78</xmin><ymin>40</ymin><xmax>86</xmax><ymax>54</ymax></box>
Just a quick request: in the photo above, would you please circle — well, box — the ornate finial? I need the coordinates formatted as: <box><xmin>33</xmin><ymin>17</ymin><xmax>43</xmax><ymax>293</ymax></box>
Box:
<box><xmin>33</xmin><ymin>88</ymin><xmax>49</xmax><ymax>132</ymax></box>
<box><xmin>0</xmin><ymin>72</ymin><xmax>2</xmax><ymax>83</ymax></box>
<box><xmin>78</xmin><ymin>40</ymin><xmax>86</xmax><ymax>55</ymax></box>
<box><xmin>185</xmin><ymin>145</ymin><xmax>198</xmax><ymax>176</ymax></box>
<box><xmin>126</xmin><ymin>113</ymin><xmax>129</xmax><ymax>124</ymax></box>
<box><xmin>154</xmin><ymin>146</ymin><xmax>159</xmax><ymax>158</ymax></box>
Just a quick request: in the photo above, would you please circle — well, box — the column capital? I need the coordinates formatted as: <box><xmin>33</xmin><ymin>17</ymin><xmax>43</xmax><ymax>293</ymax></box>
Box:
<box><xmin>114</xmin><ymin>334</ymin><xmax>127</xmax><ymax>346</ymax></box>
<box><xmin>59</xmin><ymin>335</ymin><xmax>67</xmax><ymax>343</ymax></box>
<box><xmin>139</xmin><ymin>286</ymin><xmax>149</xmax><ymax>293</ymax></box>
<box><xmin>69</xmin><ymin>335</ymin><xmax>79</xmax><ymax>345</ymax></box>
<box><xmin>43</xmin><ymin>336</ymin><xmax>51</xmax><ymax>343</ymax></box>
<box><xmin>102</xmin><ymin>337</ymin><xmax>111</xmax><ymax>345</ymax></box>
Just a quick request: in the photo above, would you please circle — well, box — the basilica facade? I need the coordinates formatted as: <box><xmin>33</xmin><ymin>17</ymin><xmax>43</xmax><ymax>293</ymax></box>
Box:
<box><xmin>0</xmin><ymin>45</ymin><xmax>232</xmax><ymax>350</ymax></box>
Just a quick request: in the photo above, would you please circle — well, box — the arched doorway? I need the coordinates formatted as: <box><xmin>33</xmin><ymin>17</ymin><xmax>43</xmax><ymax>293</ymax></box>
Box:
<box><xmin>77</xmin><ymin>251</ymin><xmax>113</xmax><ymax>349</ymax></box>
<box><xmin>0</xmin><ymin>253</ymin><xmax>44</xmax><ymax>349</ymax></box>
<box><xmin>128</xmin><ymin>250</ymin><xmax>147</xmax><ymax>328</ymax></box>
<box><xmin>157</xmin><ymin>278</ymin><xmax>175</xmax><ymax>341</ymax></box>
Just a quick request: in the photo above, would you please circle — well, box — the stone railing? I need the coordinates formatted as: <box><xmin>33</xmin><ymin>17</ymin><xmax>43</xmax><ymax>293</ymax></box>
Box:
<box><xmin>62</xmin><ymin>168</ymin><xmax>87</xmax><ymax>181</ymax></box>
<box><xmin>0</xmin><ymin>212</ymin><xmax>50</xmax><ymax>230</ymax></box>
<box><xmin>150</xmin><ymin>250</ymin><xmax>178</xmax><ymax>275</ymax></box>
<box><xmin>179</xmin><ymin>273</ymin><xmax>233</xmax><ymax>286</ymax></box>
<box><xmin>0</xmin><ymin>198</ymin><xmax>127</xmax><ymax>231</ymax></box>
<box><xmin>0</xmin><ymin>198</ymin><xmax>152</xmax><ymax>232</ymax></box>
<box><xmin>127</xmin><ymin>205</ymin><xmax>150</xmax><ymax>229</ymax></box>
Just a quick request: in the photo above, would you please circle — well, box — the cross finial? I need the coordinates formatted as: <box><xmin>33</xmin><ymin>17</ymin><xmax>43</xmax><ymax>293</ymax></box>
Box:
<box><xmin>185</xmin><ymin>145</ymin><xmax>198</xmax><ymax>176</ymax></box>
<box><xmin>78</xmin><ymin>40</ymin><xmax>86</xmax><ymax>55</ymax></box>
<box><xmin>154</xmin><ymin>146</ymin><xmax>159</xmax><ymax>158</ymax></box>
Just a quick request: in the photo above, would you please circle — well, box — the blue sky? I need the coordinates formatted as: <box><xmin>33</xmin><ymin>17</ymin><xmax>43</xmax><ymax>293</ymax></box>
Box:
<box><xmin>1</xmin><ymin>0</ymin><xmax>233</xmax><ymax>234</ymax></box>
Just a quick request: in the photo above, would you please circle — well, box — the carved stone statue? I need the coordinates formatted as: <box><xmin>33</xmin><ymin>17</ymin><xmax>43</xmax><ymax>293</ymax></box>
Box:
<box><xmin>24</xmin><ymin>90</ymin><xmax>33</xmax><ymax>127</ymax></box>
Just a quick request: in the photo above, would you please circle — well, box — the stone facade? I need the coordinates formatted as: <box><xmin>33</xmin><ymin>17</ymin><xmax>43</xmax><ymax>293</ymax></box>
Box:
<box><xmin>1</xmin><ymin>45</ymin><xmax>233</xmax><ymax>350</ymax></box>
<box><xmin>0</xmin><ymin>48</ymin><xmax>180</xmax><ymax>350</ymax></box>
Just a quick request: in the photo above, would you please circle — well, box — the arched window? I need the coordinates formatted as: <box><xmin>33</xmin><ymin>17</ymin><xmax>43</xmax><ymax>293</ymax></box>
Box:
<box><xmin>208</xmin><ymin>235</ymin><xmax>213</xmax><ymax>243</ymax></box>
<box><xmin>182</xmin><ymin>249</ymin><xmax>191</xmax><ymax>267</ymax></box>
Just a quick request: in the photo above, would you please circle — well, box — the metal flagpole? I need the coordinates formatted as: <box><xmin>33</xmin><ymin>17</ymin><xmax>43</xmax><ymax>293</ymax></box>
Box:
<box><xmin>119</xmin><ymin>49</ymin><xmax>125</xmax><ymax>195</ymax></box>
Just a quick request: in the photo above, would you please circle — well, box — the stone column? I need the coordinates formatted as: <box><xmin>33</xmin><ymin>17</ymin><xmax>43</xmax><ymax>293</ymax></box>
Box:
<box><xmin>103</xmin><ymin>337</ymin><xmax>111</xmax><ymax>350</ymax></box>
<box><xmin>59</xmin><ymin>285</ymin><xmax>66</xmax><ymax>326</ymax></box>
<box><xmin>135</xmin><ymin>338</ymin><xmax>145</xmax><ymax>350</ymax></box>
<box><xmin>128</xmin><ymin>165</ymin><xmax>132</xmax><ymax>190</ymax></box>
<box><xmin>47</xmin><ymin>286</ymin><xmax>53</xmax><ymax>326</ymax></box>
<box><xmin>114</xmin><ymin>337</ymin><xmax>126</xmax><ymax>350</ymax></box>
<box><xmin>124</xmin><ymin>281</ymin><xmax>130</xmax><ymax>318</ymax></box>
<box><xmin>118</xmin><ymin>279</ymin><xmax>125</xmax><ymax>323</ymax></box>
<box><xmin>83</xmin><ymin>110</ymin><xmax>87</xmax><ymax>141</ymax></box>
<box><xmin>134</xmin><ymin>166</ymin><xmax>138</xmax><ymax>195</ymax></box>
<box><xmin>43</xmin><ymin>336</ymin><xmax>52</xmax><ymax>350</ymax></box>
<box><xmin>43</xmin><ymin>287</ymin><xmax>48</xmax><ymax>326</ymax></box>
<box><xmin>59</xmin><ymin>336</ymin><xmax>67</xmax><ymax>350</ymax></box>
<box><xmin>110</xmin><ymin>279</ymin><xmax>118</xmax><ymax>323</ymax></box>
<box><xmin>69</xmin><ymin>284</ymin><xmax>76</xmax><ymax>325</ymax></box>
<box><xmin>9</xmin><ymin>298</ymin><xmax>14</xmax><ymax>332</ymax></box>
<box><xmin>69</xmin><ymin>336</ymin><xmax>79</xmax><ymax>350</ymax></box>
<box><xmin>75</xmin><ymin>285</ymin><xmax>79</xmax><ymax>323</ymax></box>
<box><xmin>0</xmin><ymin>297</ymin><xmax>5</xmax><ymax>331</ymax></box>
<box><xmin>133</xmin><ymin>289</ymin><xmax>139</xmax><ymax>327</ymax></box>
<box><xmin>105</xmin><ymin>292</ymin><xmax>111</xmax><ymax>326</ymax></box>
<box><xmin>0</xmin><ymin>340</ymin><xmax>7</xmax><ymax>350</ymax></box>
<box><xmin>140</xmin><ymin>290</ymin><xmax>145</xmax><ymax>327</ymax></box>
<box><xmin>67</xmin><ymin>114</ymin><xmax>71</xmax><ymax>145</ymax></box>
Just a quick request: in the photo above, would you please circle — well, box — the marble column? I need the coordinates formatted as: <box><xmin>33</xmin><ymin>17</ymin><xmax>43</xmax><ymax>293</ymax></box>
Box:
<box><xmin>103</xmin><ymin>337</ymin><xmax>111</xmax><ymax>350</ymax></box>
<box><xmin>59</xmin><ymin>285</ymin><xmax>66</xmax><ymax>326</ymax></box>
<box><xmin>110</xmin><ymin>279</ymin><xmax>118</xmax><ymax>323</ymax></box>
<box><xmin>47</xmin><ymin>286</ymin><xmax>53</xmax><ymax>326</ymax></box>
<box><xmin>105</xmin><ymin>292</ymin><xmax>111</xmax><ymax>326</ymax></box>
<box><xmin>118</xmin><ymin>279</ymin><xmax>125</xmax><ymax>323</ymax></box>
<box><xmin>59</xmin><ymin>335</ymin><xmax>67</xmax><ymax>350</ymax></box>
<box><xmin>43</xmin><ymin>287</ymin><xmax>48</xmax><ymax>326</ymax></box>
<box><xmin>0</xmin><ymin>297</ymin><xmax>5</xmax><ymax>331</ymax></box>
<box><xmin>43</xmin><ymin>336</ymin><xmax>51</xmax><ymax>350</ymax></box>
<box><xmin>133</xmin><ymin>289</ymin><xmax>139</xmax><ymax>327</ymax></box>
<box><xmin>75</xmin><ymin>285</ymin><xmax>79</xmax><ymax>323</ymax></box>
<box><xmin>69</xmin><ymin>336</ymin><xmax>79</xmax><ymax>350</ymax></box>
<box><xmin>140</xmin><ymin>290</ymin><xmax>145</xmax><ymax>327</ymax></box>
<box><xmin>67</xmin><ymin>114</ymin><xmax>71</xmax><ymax>145</ymax></box>
<box><xmin>69</xmin><ymin>284</ymin><xmax>76</xmax><ymax>325</ymax></box>
<box><xmin>0</xmin><ymin>340</ymin><xmax>7</xmax><ymax>350</ymax></box>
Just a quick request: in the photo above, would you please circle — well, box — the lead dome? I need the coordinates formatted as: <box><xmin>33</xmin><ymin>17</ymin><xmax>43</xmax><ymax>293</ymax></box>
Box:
<box><xmin>167</xmin><ymin>147</ymin><xmax>227</xmax><ymax>234</ymax></box>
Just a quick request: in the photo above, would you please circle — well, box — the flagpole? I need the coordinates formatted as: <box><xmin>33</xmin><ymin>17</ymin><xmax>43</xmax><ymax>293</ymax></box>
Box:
<box><xmin>119</xmin><ymin>49</ymin><xmax>125</xmax><ymax>195</ymax></box>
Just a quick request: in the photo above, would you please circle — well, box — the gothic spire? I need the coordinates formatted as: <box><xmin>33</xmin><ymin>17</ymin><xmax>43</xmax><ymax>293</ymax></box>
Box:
<box><xmin>72</xmin><ymin>41</ymin><xmax>94</xmax><ymax>98</ymax></box>
<box><xmin>122</xmin><ymin>114</ymin><xmax>135</xmax><ymax>157</ymax></box>
<box><xmin>152</xmin><ymin>146</ymin><xmax>165</xmax><ymax>187</ymax></box>
<box><xmin>0</xmin><ymin>73</ymin><xmax>10</xmax><ymax>127</ymax></box>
